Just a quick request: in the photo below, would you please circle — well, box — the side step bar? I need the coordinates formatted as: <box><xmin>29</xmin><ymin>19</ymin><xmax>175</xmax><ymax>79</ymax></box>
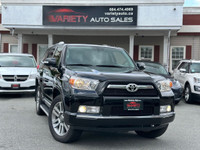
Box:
<box><xmin>40</xmin><ymin>104</ymin><xmax>49</xmax><ymax>116</ymax></box>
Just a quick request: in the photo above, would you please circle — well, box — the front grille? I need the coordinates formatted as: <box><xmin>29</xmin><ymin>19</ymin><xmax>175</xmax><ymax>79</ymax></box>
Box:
<box><xmin>2</xmin><ymin>75</ymin><xmax>29</xmax><ymax>82</ymax></box>
<box><xmin>110</xmin><ymin>104</ymin><xmax>154</xmax><ymax>116</ymax></box>
<box><xmin>103</xmin><ymin>88</ymin><xmax>157</xmax><ymax>97</ymax></box>
<box><xmin>103</xmin><ymin>82</ymin><xmax>158</xmax><ymax>97</ymax></box>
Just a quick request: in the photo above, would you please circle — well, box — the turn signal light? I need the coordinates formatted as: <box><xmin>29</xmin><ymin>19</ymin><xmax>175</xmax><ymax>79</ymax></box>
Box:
<box><xmin>169</xmin><ymin>81</ymin><xmax>173</xmax><ymax>88</ymax></box>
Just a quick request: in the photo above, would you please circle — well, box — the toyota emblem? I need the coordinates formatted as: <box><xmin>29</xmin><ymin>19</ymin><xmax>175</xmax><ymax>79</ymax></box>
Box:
<box><xmin>126</xmin><ymin>83</ymin><xmax>138</xmax><ymax>92</ymax></box>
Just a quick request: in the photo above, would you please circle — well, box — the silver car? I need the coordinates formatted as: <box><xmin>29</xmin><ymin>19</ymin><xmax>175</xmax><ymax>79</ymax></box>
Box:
<box><xmin>0</xmin><ymin>53</ymin><xmax>37</xmax><ymax>93</ymax></box>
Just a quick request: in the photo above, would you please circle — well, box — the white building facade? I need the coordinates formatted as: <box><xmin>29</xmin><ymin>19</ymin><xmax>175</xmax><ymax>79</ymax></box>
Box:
<box><xmin>1</xmin><ymin>0</ymin><xmax>185</xmax><ymax>71</ymax></box>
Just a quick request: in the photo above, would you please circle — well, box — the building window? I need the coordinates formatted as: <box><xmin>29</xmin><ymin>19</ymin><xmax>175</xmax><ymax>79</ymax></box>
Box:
<box><xmin>139</xmin><ymin>46</ymin><xmax>154</xmax><ymax>61</ymax></box>
<box><xmin>170</xmin><ymin>46</ymin><xmax>186</xmax><ymax>71</ymax></box>
<box><xmin>9</xmin><ymin>44</ymin><xmax>18</xmax><ymax>53</ymax></box>
<box><xmin>37</xmin><ymin>44</ymin><xmax>48</xmax><ymax>63</ymax></box>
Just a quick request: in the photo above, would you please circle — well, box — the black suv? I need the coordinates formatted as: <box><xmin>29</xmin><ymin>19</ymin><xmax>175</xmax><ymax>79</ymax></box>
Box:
<box><xmin>35</xmin><ymin>43</ymin><xmax>175</xmax><ymax>143</ymax></box>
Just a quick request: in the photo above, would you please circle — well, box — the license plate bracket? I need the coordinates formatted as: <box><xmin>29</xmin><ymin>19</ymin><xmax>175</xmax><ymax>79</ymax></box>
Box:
<box><xmin>124</xmin><ymin>99</ymin><xmax>143</xmax><ymax>111</ymax></box>
<box><xmin>11</xmin><ymin>84</ymin><xmax>20</xmax><ymax>89</ymax></box>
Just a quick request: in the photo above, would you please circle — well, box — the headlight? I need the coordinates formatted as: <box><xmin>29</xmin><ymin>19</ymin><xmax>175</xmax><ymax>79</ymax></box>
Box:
<box><xmin>156</xmin><ymin>80</ymin><xmax>172</xmax><ymax>92</ymax></box>
<box><xmin>194</xmin><ymin>77</ymin><xmax>200</xmax><ymax>83</ymax></box>
<box><xmin>29</xmin><ymin>74</ymin><xmax>36</xmax><ymax>79</ymax></box>
<box><xmin>69</xmin><ymin>76</ymin><xmax>99</xmax><ymax>91</ymax></box>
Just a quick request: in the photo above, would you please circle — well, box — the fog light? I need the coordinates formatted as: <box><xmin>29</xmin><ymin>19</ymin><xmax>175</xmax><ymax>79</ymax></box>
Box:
<box><xmin>78</xmin><ymin>105</ymin><xmax>100</xmax><ymax>114</ymax></box>
<box><xmin>78</xmin><ymin>106</ymin><xmax>87</xmax><ymax>113</ymax></box>
<box><xmin>160</xmin><ymin>105</ymin><xmax>171</xmax><ymax>113</ymax></box>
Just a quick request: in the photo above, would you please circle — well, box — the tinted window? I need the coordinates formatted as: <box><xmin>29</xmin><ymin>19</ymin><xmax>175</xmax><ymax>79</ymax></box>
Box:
<box><xmin>178</xmin><ymin>62</ymin><xmax>186</xmax><ymax>70</ymax></box>
<box><xmin>0</xmin><ymin>55</ymin><xmax>36</xmax><ymax>67</ymax></box>
<box><xmin>65</xmin><ymin>46</ymin><xmax>135</xmax><ymax>68</ymax></box>
<box><xmin>179</xmin><ymin>62</ymin><xmax>189</xmax><ymax>73</ymax></box>
<box><xmin>190</xmin><ymin>63</ymin><xmax>200</xmax><ymax>73</ymax></box>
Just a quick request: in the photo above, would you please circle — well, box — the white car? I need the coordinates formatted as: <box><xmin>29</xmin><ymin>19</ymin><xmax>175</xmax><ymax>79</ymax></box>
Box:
<box><xmin>0</xmin><ymin>53</ymin><xmax>37</xmax><ymax>93</ymax></box>
<box><xmin>173</xmin><ymin>60</ymin><xmax>200</xmax><ymax>103</ymax></box>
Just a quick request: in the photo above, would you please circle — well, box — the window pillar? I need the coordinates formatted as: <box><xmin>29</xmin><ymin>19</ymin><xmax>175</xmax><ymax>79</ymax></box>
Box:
<box><xmin>18</xmin><ymin>33</ymin><xmax>23</xmax><ymax>53</ymax></box>
<box><xmin>163</xmin><ymin>31</ymin><xmax>171</xmax><ymax>71</ymax></box>
<box><xmin>48</xmin><ymin>34</ymin><xmax>53</xmax><ymax>48</ymax></box>
<box><xmin>129</xmin><ymin>35</ymin><xmax>134</xmax><ymax>59</ymax></box>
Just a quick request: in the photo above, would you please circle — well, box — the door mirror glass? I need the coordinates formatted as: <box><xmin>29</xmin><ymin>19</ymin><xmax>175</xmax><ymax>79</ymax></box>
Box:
<box><xmin>137</xmin><ymin>62</ymin><xmax>146</xmax><ymax>70</ymax></box>
<box><xmin>43</xmin><ymin>58</ymin><xmax>56</xmax><ymax>67</ymax></box>
<box><xmin>180</xmin><ymin>68</ymin><xmax>186</xmax><ymax>73</ymax></box>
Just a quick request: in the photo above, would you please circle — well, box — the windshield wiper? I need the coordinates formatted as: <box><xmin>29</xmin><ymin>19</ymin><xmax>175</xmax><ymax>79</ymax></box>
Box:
<box><xmin>95</xmin><ymin>65</ymin><xmax>128</xmax><ymax>68</ymax></box>
<box><xmin>66</xmin><ymin>64</ymin><xmax>94</xmax><ymax>67</ymax></box>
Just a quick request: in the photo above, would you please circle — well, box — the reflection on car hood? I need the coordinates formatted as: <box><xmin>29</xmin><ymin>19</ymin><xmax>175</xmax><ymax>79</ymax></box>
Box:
<box><xmin>67</xmin><ymin>66</ymin><xmax>154</xmax><ymax>82</ymax></box>
<box><xmin>0</xmin><ymin>67</ymin><xmax>37</xmax><ymax>75</ymax></box>
<box><xmin>146</xmin><ymin>73</ymin><xmax>167</xmax><ymax>83</ymax></box>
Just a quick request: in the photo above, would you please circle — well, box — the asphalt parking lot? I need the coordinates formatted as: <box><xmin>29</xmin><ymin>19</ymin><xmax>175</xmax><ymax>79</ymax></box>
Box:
<box><xmin>0</xmin><ymin>94</ymin><xmax>200</xmax><ymax>150</ymax></box>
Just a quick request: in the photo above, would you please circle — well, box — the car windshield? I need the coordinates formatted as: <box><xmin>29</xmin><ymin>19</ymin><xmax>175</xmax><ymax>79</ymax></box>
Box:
<box><xmin>0</xmin><ymin>55</ymin><xmax>36</xmax><ymax>67</ymax></box>
<box><xmin>65</xmin><ymin>45</ymin><xmax>136</xmax><ymax>70</ymax></box>
<box><xmin>190</xmin><ymin>63</ymin><xmax>200</xmax><ymax>73</ymax></box>
<box><xmin>142</xmin><ymin>62</ymin><xmax>168</xmax><ymax>75</ymax></box>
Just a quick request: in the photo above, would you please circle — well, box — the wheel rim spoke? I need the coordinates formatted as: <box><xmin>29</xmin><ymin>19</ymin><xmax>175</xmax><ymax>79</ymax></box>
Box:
<box><xmin>53</xmin><ymin>122</ymin><xmax>60</xmax><ymax>128</ymax></box>
<box><xmin>52</xmin><ymin>110</ymin><xmax>59</xmax><ymax>117</ymax></box>
<box><xmin>64</xmin><ymin>124</ymin><xmax>69</xmax><ymax>132</ymax></box>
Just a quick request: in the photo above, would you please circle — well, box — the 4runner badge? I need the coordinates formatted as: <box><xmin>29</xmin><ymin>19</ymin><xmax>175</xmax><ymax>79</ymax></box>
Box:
<box><xmin>126</xmin><ymin>83</ymin><xmax>138</xmax><ymax>92</ymax></box>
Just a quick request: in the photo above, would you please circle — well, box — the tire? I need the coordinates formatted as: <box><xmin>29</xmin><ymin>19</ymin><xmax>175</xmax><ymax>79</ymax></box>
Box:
<box><xmin>184</xmin><ymin>84</ymin><xmax>193</xmax><ymax>104</ymax></box>
<box><xmin>135</xmin><ymin>125</ymin><xmax>168</xmax><ymax>138</ymax></box>
<box><xmin>35</xmin><ymin>85</ymin><xmax>45</xmax><ymax>115</ymax></box>
<box><xmin>48</xmin><ymin>95</ymin><xmax>82</xmax><ymax>143</ymax></box>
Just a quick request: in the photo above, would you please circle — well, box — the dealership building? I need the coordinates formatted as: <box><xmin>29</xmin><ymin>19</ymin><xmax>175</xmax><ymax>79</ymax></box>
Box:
<box><xmin>0</xmin><ymin>0</ymin><xmax>199</xmax><ymax>72</ymax></box>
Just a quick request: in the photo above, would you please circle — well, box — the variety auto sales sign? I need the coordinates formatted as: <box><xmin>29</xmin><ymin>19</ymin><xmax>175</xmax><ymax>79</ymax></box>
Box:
<box><xmin>43</xmin><ymin>6</ymin><xmax>137</xmax><ymax>26</ymax></box>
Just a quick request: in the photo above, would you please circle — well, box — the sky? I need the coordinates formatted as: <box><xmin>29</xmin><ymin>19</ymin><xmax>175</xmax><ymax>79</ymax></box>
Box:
<box><xmin>184</xmin><ymin>0</ymin><xmax>200</xmax><ymax>7</ymax></box>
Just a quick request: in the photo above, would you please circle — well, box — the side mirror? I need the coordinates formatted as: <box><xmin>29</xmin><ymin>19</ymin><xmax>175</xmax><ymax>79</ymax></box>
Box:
<box><xmin>137</xmin><ymin>62</ymin><xmax>146</xmax><ymax>70</ymax></box>
<box><xmin>43</xmin><ymin>58</ymin><xmax>56</xmax><ymax>67</ymax></box>
<box><xmin>180</xmin><ymin>68</ymin><xmax>186</xmax><ymax>73</ymax></box>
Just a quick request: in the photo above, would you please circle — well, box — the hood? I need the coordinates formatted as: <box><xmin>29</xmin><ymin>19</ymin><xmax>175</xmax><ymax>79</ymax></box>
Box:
<box><xmin>66</xmin><ymin>66</ymin><xmax>154</xmax><ymax>83</ymax></box>
<box><xmin>0</xmin><ymin>67</ymin><xmax>37</xmax><ymax>75</ymax></box>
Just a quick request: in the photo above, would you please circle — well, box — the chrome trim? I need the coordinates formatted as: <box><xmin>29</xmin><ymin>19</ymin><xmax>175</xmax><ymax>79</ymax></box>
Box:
<box><xmin>0</xmin><ymin>89</ymin><xmax>35</xmax><ymax>93</ymax></box>
<box><xmin>76</xmin><ymin>112</ymin><xmax>175</xmax><ymax>120</ymax></box>
<box><xmin>43</xmin><ymin>98</ymin><xmax>51</xmax><ymax>107</ymax></box>
<box><xmin>40</xmin><ymin>105</ymin><xmax>49</xmax><ymax>116</ymax></box>
<box><xmin>107</xmin><ymin>84</ymin><xmax>154</xmax><ymax>90</ymax></box>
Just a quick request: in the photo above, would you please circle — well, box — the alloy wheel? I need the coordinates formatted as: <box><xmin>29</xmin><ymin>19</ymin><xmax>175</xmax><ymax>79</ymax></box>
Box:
<box><xmin>51</xmin><ymin>101</ymin><xmax>69</xmax><ymax>136</ymax></box>
<box><xmin>185</xmin><ymin>87</ymin><xmax>190</xmax><ymax>101</ymax></box>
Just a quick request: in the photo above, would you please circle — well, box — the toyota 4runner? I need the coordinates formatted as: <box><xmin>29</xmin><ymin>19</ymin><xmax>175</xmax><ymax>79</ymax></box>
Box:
<box><xmin>35</xmin><ymin>43</ymin><xmax>175</xmax><ymax>143</ymax></box>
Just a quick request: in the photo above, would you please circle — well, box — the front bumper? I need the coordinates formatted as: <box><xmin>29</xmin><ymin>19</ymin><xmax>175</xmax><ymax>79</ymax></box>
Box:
<box><xmin>64</xmin><ymin>111</ymin><xmax>175</xmax><ymax>131</ymax></box>
<box><xmin>0</xmin><ymin>79</ymin><xmax>35</xmax><ymax>93</ymax></box>
<box><xmin>172</xmin><ymin>87</ymin><xmax>183</xmax><ymax>102</ymax></box>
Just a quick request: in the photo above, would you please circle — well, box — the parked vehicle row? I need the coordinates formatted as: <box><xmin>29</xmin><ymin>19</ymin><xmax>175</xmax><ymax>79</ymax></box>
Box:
<box><xmin>1</xmin><ymin>43</ymin><xmax>199</xmax><ymax>144</ymax></box>
<box><xmin>35</xmin><ymin>43</ymin><xmax>175</xmax><ymax>143</ymax></box>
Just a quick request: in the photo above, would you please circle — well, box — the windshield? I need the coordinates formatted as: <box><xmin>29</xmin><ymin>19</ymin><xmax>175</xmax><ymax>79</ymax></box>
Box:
<box><xmin>142</xmin><ymin>62</ymin><xmax>168</xmax><ymax>75</ymax></box>
<box><xmin>190</xmin><ymin>63</ymin><xmax>200</xmax><ymax>73</ymax></box>
<box><xmin>65</xmin><ymin>45</ymin><xmax>136</xmax><ymax>70</ymax></box>
<box><xmin>0</xmin><ymin>55</ymin><xmax>36</xmax><ymax>67</ymax></box>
